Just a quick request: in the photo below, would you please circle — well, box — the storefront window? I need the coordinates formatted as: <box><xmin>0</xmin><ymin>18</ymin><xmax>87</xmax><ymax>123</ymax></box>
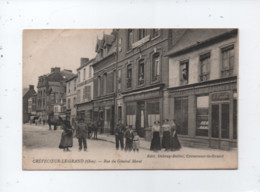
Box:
<box><xmin>196</xmin><ymin>96</ymin><xmax>209</xmax><ymax>136</ymax></box>
<box><xmin>147</xmin><ymin>102</ymin><xmax>160</xmax><ymax>127</ymax></box>
<box><xmin>126</xmin><ymin>104</ymin><xmax>136</xmax><ymax>128</ymax></box>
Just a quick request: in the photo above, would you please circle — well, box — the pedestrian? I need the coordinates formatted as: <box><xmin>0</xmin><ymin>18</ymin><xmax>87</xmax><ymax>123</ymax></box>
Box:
<box><xmin>150</xmin><ymin>121</ymin><xmax>161</xmax><ymax>151</ymax></box>
<box><xmin>132</xmin><ymin>130</ymin><xmax>140</xmax><ymax>152</ymax></box>
<box><xmin>92</xmin><ymin>121</ymin><xmax>98</xmax><ymax>140</ymax></box>
<box><xmin>162</xmin><ymin>119</ymin><xmax>171</xmax><ymax>151</ymax></box>
<box><xmin>75</xmin><ymin>118</ymin><xmax>88</xmax><ymax>152</ymax></box>
<box><xmin>115</xmin><ymin>120</ymin><xmax>125</xmax><ymax>150</ymax></box>
<box><xmin>59</xmin><ymin>116</ymin><xmax>74</xmax><ymax>152</ymax></box>
<box><xmin>125</xmin><ymin>125</ymin><xmax>134</xmax><ymax>151</ymax></box>
<box><xmin>169</xmin><ymin>119</ymin><xmax>181</xmax><ymax>151</ymax></box>
<box><xmin>98</xmin><ymin>118</ymin><xmax>103</xmax><ymax>134</ymax></box>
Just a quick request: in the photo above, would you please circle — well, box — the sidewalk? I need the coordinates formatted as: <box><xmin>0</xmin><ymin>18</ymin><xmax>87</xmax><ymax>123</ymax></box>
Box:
<box><xmin>96</xmin><ymin>133</ymin><xmax>151</xmax><ymax>150</ymax></box>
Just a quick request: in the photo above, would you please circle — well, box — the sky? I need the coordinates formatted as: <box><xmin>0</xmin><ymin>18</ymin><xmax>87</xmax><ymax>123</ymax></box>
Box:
<box><xmin>23</xmin><ymin>29</ymin><xmax>112</xmax><ymax>89</ymax></box>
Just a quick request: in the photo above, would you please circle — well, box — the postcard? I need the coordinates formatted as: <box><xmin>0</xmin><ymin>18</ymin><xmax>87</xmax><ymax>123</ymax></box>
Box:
<box><xmin>23</xmin><ymin>28</ymin><xmax>238</xmax><ymax>170</ymax></box>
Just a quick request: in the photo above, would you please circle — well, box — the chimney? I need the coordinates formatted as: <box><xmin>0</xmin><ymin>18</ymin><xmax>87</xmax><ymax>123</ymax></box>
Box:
<box><xmin>81</xmin><ymin>58</ymin><xmax>89</xmax><ymax>66</ymax></box>
<box><xmin>51</xmin><ymin>67</ymin><xmax>61</xmax><ymax>73</ymax></box>
<box><xmin>29</xmin><ymin>85</ymin><xmax>34</xmax><ymax>90</ymax></box>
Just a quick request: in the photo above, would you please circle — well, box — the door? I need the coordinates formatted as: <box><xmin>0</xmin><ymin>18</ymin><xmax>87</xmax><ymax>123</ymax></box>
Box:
<box><xmin>174</xmin><ymin>97</ymin><xmax>188</xmax><ymax>135</ymax></box>
<box><xmin>136</xmin><ymin>101</ymin><xmax>145</xmax><ymax>137</ymax></box>
<box><xmin>211</xmin><ymin>103</ymin><xmax>230</xmax><ymax>139</ymax></box>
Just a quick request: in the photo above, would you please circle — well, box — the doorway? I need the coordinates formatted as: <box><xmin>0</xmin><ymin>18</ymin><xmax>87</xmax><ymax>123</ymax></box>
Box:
<box><xmin>211</xmin><ymin>103</ymin><xmax>230</xmax><ymax>139</ymax></box>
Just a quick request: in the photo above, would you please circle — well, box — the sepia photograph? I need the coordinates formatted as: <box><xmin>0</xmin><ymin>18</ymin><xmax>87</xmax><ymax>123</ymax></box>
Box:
<box><xmin>22</xmin><ymin>28</ymin><xmax>238</xmax><ymax>170</ymax></box>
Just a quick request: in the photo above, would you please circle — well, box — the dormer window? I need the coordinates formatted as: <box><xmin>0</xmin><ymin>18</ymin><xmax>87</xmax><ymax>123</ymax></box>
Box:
<box><xmin>138</xmin><ymin>29</ymin><xmax>146</xmax><ymax>40</ymax></box>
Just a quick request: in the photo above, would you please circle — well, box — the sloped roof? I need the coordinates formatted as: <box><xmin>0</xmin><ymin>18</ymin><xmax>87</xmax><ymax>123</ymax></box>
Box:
<box><xmin>167</xmin><ymin>29</ymin><xmax>234</xmax><ymax>56</ymax></box>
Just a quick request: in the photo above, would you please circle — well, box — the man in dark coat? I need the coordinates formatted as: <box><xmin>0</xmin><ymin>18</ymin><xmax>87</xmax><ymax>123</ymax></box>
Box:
<box><xmin>125</xmin><ymin>125</ymin><xmax>134</xmax><ymax>151</ymax></box>
<box><xmin>115</xmin><ymin>120</ymin><xmax>125</xmax><ymax>150</ymax></box>
<box><xmin>75</xmin><ymin>118</ymin><xmax>88</xmax><ymax>151</ymax></box>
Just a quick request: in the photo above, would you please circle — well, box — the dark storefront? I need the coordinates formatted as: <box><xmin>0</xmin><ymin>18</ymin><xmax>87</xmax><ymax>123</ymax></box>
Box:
<box><xmin>76</xmin><ymin>101</ymin><xmax>93</xmax><ymax>122</ymax></box>
<box><xmin>123</xmin><ymin>86</ymin><xmax>163</xmax><ymax>140</ymax></box>
<box><xmin>169</xmin><ymin>77</ymin><xmax>237</xmax><ymax>150</ymax></box>
<box><xmin>93</xmin><ymin>97</ymin><xmax>115</xmax><ymax>134</ymax></box>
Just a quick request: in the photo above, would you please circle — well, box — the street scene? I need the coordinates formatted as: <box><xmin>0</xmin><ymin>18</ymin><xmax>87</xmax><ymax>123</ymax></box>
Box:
<box><xmin>23</xmin><ymin>29</ymin><xmax>238</xmax><ymax>169</ymax></box>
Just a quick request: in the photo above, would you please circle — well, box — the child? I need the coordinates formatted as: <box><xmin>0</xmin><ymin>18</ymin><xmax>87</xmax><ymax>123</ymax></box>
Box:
<box><xmin>132</xmin><ymin>130</ymin><xmax>140</xmax><ymax>152</ymax></box>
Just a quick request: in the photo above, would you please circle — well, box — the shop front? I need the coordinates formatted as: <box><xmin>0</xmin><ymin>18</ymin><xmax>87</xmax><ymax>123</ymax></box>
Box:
<box><xmin>169</xmin><ymin>77</ymin><xmax>237</xmax><ymax>150</ymax></box>
<box><xmin>93</xmin><ymin>98</ymin><xmax>115</xmax><ymax>134</ymax></box>
<box><xmin>76</xmin><ymin>101</ymin><xmax>93</xmax><ymax>122</ymax></box>
<box><xmin>123</xmin><ymin>87</ymin><xmax>163</xmax><ymax>141</ymax></box>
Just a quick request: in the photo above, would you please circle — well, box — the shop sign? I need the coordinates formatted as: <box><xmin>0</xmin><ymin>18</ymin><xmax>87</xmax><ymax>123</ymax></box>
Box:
<box><xmin>212</xmin><ymin>92</ymin><xmax>230</xmax><ymax>101</ymax></box>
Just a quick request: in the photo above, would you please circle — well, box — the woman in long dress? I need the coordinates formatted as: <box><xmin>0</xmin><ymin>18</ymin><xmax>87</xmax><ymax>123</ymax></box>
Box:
<box><xmin>162</xmin><ymin>119</ymin><xmax>171</xmax><ymax>151</ymax></box>
<box><xmin>59</xmin><ymin>116</ymin><xmax>73</xmax><ymax>152</ymax></box>
<box><xmin>150</xmin><ymin>121</ymin><xmax>161</xmax><ymax>151</ymax></box>
<box><xmin>170</xmin><ymin>119</ymin><xmax>181</xmax><ymax>151</ymax></box>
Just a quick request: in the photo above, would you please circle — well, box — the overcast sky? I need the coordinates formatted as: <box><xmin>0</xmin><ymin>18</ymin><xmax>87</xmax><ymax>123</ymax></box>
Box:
<box><xmin>23</xmin><ymin>29</ymin><xmax>112</xmax><ymax>89</ymax></box>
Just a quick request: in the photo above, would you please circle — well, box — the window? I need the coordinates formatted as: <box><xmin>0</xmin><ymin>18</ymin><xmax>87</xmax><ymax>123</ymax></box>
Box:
<box><xmin>73</xmin><ymin>97</ymin><xmax>76</xmax><ymax>107</ymax></box>
<box><xmin>221</xmin><ymin>45</ymin><xmax>235</xmax><ymax>78</ymax></box>
<box><xmin>118</xmin><ymin>106</ymin><xmax>122</xmax><ymax>121</ymax></box>
<box><xmin>67</xmin><ymin>98</ymin><xmax>71</xmax><ymax>109</ymax></box>
<box><xmin>118</xmin><ymin>69</ymin><xmax>121</xmax><ymax>91</ymax></box>
<box><xmin>89</xmin><ymin>66</ymin><xmax>92</xmax><ymax>78</ymax></box>
<box><xmin>97</xmin><ymin>76</ymin><xmax>101</xmax><ymax>96</ymax></box>
<box><xmin>152</xmin><ymin>53</ymin><xmax>160</xmax><ymax>82</ymax></box>
<box><xmin>152</xmin><ymin>29</ymin><xmax>159</xmax><ymax>38</ymax></box>
<box><xmin>126</xmin><ymin>64</ymin><xmax>132</xmax><ymax>88</ymax></box>
<box><xmin>83</xmin><ymin>68</ymin><xmax>86</xmax><ymax>80</ymax></box>
<box><xmin>138</xmin><ymin>59</ymin><xmax>145</xmax><ymax>85</ymax></box>
<box><xmin>83</xmin><ymin>86</ymin><xmax>91</xmax><ymax>101</ymax></box>
<box><xmin>200</xmin><ymin>53</ymin><xmax>210</xmax><ymax>81</ymax></box>
<box><xmin>196</xmin><ymin>96</ymin><xmax>209</xmax><ymax>136</ymax></box>
<box><xmin>68</xmin><ymin>82</ymin><xmax>70</xmax><ymax>93</ymax></box>
<box><xmin>180</xmin><ymin>60</ymin><xmax>189</xmax><ymax>85</ymax></box>
<box><xmin>78</xmin><ymin>72</ymin><xmax>80</xmax><ymax>82</ymax></box>
<box><xmin>127</xmin><ymin>29</ymin><xmax>133</xmax><ymax>49</ymax></box>
<box><xmin>77</xmin><ymin>90</ymin><xmax>81</xmax><ymax>103</ymax></box>
<box><xmin>138</xmin><ymin>29</ymin><xmax>146</xmax><ymax>40</ymax></box>
<box><xmin>103</xmin><ymin>73</ymin><xmax>107</xmax><ymax>94</ymax></box>
<box><xmin>74</xmin><ymin>79</ymin><xmax>76</xmax><ymax>91</ymax></box>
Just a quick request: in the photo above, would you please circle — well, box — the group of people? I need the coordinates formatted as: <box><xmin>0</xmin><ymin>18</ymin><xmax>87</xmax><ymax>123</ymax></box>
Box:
<box><xmin>114</xmin><ymin>120</ymin><xmax>140</xmax><ymax>152</ymax></box>
<box><xmin>150</xmin><ymin>119</ymin><xmax>181</xmax><ymax>152</ymax></box>
<box><xmin>58</xmin><ymin>116</ymin><xmax>181</xmax><ymax>153</ymax></box>
<box><xmin>58</xmin><ymin>116</ymin><xmax>103</xmax><ymax>152</ymax></box>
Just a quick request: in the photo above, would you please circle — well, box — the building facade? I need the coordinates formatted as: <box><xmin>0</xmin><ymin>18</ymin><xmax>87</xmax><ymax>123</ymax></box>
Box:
<box><xmin>93</xmin><ymin>32</ymin><xmax>117</xmax><ymax>134</ymax></box>
<box><xmin>166</xmin><ymin>29</ymin><xmax>238</xmax><ymax>150</ymax></box>
<box><xmin>116</xmin><ymin>29</ymin><xmax>185</xmax><ymax>140</ymax></box>
<box><xmin>36</xmin><ymin>67</ymin><xmax>74</xmax><ymax>121</ymax></box>
<box><xmin>23</xmin><ymin>85</ymin><xmax>36</xmax><ymax>123</ymax></box>
<box><xmin>76</xmin><ymin>58</ymin><xmax>94</xmax><ymax>122</ymax></box>
<box><xmin>65</xmin><ymin>74</ymin><xmax>77</xmax><ymax>124</ymax></box>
